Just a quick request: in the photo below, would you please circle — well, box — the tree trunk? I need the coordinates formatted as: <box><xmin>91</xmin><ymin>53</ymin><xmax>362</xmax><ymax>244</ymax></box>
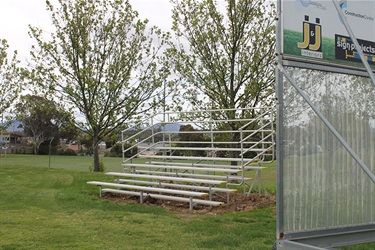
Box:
<box><xmin>92</xmin><ymin>138</ymin><xmax>100</xmax><ymax>172</ymax></box>
<box><xmin>35</xmin><ymin>141</ymin><xmax>42</xmax><ymax>155</ymax></box>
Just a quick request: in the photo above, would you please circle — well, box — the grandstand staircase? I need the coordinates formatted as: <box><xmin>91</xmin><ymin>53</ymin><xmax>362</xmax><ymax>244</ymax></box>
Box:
<box><xmin>88</xmin><ymin>107</ymin><xmax>275</xmax><ymax>210</ymax></box>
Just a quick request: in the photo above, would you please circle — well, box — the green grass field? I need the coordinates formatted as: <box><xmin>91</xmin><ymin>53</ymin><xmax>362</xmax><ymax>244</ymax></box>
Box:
<box><xmin>0</xmin><ymin>154</ymin><xmax>373</xmax><ymax>249</ymax></box>
<box><xmin>0</xmin><ymin>154</ymin><xmax>276</xmax><ymax>249</ymax></box>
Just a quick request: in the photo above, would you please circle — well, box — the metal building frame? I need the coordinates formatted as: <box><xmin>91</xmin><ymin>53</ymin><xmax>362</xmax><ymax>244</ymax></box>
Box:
<box><xmin>276</xmin><ymin>0</ymin><xmax>375</xmax><ymax>248</ymax></box>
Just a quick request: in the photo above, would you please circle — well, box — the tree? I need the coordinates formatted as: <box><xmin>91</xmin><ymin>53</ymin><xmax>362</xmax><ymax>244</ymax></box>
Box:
<box><xmin>177</xmin><ymin>124</ymin><xmax>208</xmax><ymax>156</ymax></box>
<box><xmin>29</xmin><ymin>0</ymin><xmax>170</xmax><ymax>171</ymax></box>
<box><xmin>169</xmin><ymin>0</ymin><xmax>275</xmax><ymax>110</ymax></box>
<box><xmin>0</xmin><ymin>39</ymin><xmax>22</xmax><ymax>125</ymax></box>
<box><xmin>16</xmin><ymin>95</ymin><xmax>75</xmax><ymax>155</ymax></box>
<box><xmin>168</xmin><ymin>0</ymin><xmax>276</xmax><ymax>163</ymax></box>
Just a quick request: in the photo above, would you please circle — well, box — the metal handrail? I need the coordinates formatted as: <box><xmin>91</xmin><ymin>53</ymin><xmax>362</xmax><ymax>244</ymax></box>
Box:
<box><xmin>121</xmin><ymin>107</ymin><xmax>276</xmax><ymax>190</ymax></box>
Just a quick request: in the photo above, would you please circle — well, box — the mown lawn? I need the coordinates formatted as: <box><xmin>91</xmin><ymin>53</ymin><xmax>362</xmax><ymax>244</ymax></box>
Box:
<box><xmin>0</xmin><ymin>154</ymin><xmax>276</xmax><ymax>249</ymax></box>
<box><xmin>0</xmin><ymin>153</ymin><xmax>125</xmax><ymax>172</ymax></box>
<box><xmin>0</xmin><ymin>154</ymin><xmax>373</xmax><ymax>249</ymax></box>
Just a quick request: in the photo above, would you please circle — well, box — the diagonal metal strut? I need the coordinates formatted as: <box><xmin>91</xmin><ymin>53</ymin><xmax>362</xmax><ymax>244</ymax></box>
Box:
<box><xmin>277</xmin><ymin>64</ymin><xmax>375</xmax><ymax>184</ymax></box>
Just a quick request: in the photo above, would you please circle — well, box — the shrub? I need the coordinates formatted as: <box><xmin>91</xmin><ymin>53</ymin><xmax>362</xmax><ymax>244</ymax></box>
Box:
<box><xmin>85</xmin><ymin>147</ymin><xmax>93</xmax><ymax>156</ymax></box>
<box><xmin>109</xmin><ymin>143</ymin><xmax>122</xmax><ymax>157</ymax></box>
<box><xmin>89</xmin><ymin>160</ymin><xmax>106</xmax><ymax>172</ymax></box>
<box><xmin>103</xmin><ymin>150</ymin><xmax>111</xmax><ymax>157</ymax></box>
<box><xmin>124</xmin><ymin>143</ymin><xmax>138</xmax><ymax>157</ymax></box>
<box><xmin>56</xmin><ymin>148</ymin><xmax>77</xmax><ymax>156</ymax></box>
<box><xmin>62</xmin><ymin>148</ymin><xmax>78</xmax><ymax>156</ymax></box>
<box><xmin>105</xmin><ymin>143</ymin><xmax>138</xmax><ymax>158</ymax></box>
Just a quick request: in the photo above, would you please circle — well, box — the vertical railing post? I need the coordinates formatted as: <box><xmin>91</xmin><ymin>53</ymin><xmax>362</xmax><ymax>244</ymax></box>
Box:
<box><xmin>260</xmin><ymin>108</ymin><xmax>265</xmax><ymax>161</ymax></box>
<box><xmin>151</xmin><ymin>116</ymin><xmax>154</xmax><ymax>145</ymax></box>
<box><xmin>121</xmin><ymin>129</ymin><xmax>124</xmax><ymax>165</ymax></box>
<box><xmin>210</xmin><ymin>110</ymin><xmax>214</xmax><ymax>161</ymax></box>
<box><xmin>240</xmin><ymin>126</ymin><xmax>244</xmax><ymax>171</ymax></box>
<box><xmin>167</xmin><ymin>112</ymin><xmax>171</xmax><ymax>148</ymax></box>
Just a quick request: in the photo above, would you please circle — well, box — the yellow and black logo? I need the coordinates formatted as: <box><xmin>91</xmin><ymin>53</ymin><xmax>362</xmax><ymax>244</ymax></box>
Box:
<box><xmin>298</xmin><ymin>15</ymin><xmax>323</xmax><ymax>58</ymax></box>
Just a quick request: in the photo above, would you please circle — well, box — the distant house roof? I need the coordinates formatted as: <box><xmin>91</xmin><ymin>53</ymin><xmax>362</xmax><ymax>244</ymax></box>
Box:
<box><xmin>0</xmin><ymin>120</ymin><xmax>24</xmax><ymax>133</ymax></box>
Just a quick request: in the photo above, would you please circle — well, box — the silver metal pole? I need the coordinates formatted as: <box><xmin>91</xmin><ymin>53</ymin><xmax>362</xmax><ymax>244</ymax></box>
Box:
<box><xmin>162</xmin><ymin>76</ymin><xmax>166</xmax><ymax>163</ymax></box>
<box><xmin>276</xmin><ymin>0</ymin><xmax>285</xmax><ymax>240</ymax></box>
<box><xmin>48</xmin><ymin>137</ymin><xmax>54</xmax><ymax>168</ymax></box>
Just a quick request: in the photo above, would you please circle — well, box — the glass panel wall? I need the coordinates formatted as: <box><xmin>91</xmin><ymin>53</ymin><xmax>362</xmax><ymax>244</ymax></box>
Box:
<box><xmin>282</xmin><ymin>67</ymin><xmax>375</xmax><ymax>232</ymax></box>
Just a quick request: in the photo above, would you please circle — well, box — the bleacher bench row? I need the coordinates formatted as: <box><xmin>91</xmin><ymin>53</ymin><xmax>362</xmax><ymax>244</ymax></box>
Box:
<box><xmin>88</xmin><ymin>162</ymin><xmax>266</xmax><ymax>210</ymax></box>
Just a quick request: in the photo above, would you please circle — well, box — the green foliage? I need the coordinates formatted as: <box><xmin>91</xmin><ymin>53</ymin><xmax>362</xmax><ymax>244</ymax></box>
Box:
<box><xmin>103</xmin><ymin>132</ymin><xmax>119</xmax><ymax>149</ymax></box>
<box><xmin>89</xmin><ymin>159</ymin><xmax>105</xmax><ymax>172</ymax></box>
<box><xmin>60</xmin><ymin>148</ymin><xmax>78</xmax><ymax>156</ymax></box>
<box><xmin>167</xmin><ymin>0</ymin><xmax>276</xmax><ymax>160</ymax></box>
<box><xmin>174</xmin><ymin>124</ymin><xmax>208</xmax><ymax>157</ymax></box>
<box><xmin>105</xmin><ymin>143</ymin><xmax>138</xmax><ymax>157</ymax></box>
<box><xmin>15</xmin><ymin>95</ymin><xmax>74</xmax><ymax>155</ymax></box>
<box><xmin>56</xmin><ymin>148</ymin><xmax>78</xmax><ymax>156</ymax></box>
<box><xmin>0</xmin><ymin>39</ymin><xmax>23</xmax><ymax>119</ymax></box>
<box><xmin>168</xmin><ymin>0</ymin><xmax>276</xmax><ymax>112</ymax></box>
<box><xmin>110</xmin><ymin>143</ymin><xmax>122</xmax><ymax>157</ymax></box>
<box><xmin>107</xmin><ymin>143</ymin><xmax>122</xmax><ymax>157</ymax></box>
<box><xmin>38</xmin><ymin>139</ymin><xmax>59</xmax><ymax>155</ymax></box>
<box><xmin>124</xmin><ymin>143</ymin><xmax>139</xmax><ymax>158</ymax></box>
<box><xmin>28</xmin><ymin>0</ymin><xmax>171</xmax><ymax>171</ymax></box>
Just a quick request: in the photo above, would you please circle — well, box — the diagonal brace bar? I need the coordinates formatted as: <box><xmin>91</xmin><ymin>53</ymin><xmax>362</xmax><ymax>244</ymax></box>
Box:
<box><xmin>277</xmin><ymin>64</ymin><xmax>375</xmax><ymax>184</ymax></box>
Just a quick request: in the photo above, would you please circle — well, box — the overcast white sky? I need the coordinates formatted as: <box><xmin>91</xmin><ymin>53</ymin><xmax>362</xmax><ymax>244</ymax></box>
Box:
<box><xmin>0</xmin><ymin>0</ymin><xmax>174</xmax><ymax>64</ymax></box>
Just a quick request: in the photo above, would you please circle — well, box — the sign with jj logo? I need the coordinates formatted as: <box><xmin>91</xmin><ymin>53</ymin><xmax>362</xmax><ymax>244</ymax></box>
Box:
<box><xmin>298</xmin><ymin>15</ymin><xmax>322</xmax><ymax>58</ymax></box>
<box><xmin>282</xmin><ymin>0</ymin><xmax>375</xmax><ymax>70</ymax></box>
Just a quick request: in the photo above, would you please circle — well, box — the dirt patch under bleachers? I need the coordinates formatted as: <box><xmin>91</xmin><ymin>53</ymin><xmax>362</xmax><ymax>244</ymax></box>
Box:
<box><xmin>103</xmin><ymin>193</ymin><xmax>276</xmax><ymax>214</ymax></box>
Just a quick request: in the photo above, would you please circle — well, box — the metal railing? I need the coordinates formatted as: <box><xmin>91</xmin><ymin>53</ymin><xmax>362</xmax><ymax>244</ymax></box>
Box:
<box><xmin>121</xmin><ymin>107</ymin><xmax>275</xmax><ymax>188</ymax></box>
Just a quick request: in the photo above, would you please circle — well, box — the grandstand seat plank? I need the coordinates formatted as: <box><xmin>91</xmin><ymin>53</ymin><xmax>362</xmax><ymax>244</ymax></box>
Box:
<box><xmin>105</xmin><ymin>172</ymin><xmax>227</xmax><ymax>185</ymax></box>
<box><xmin>148</xmin><ymin>161</ymin><xmax>267</xmax><ymax>171</ymax></box>
<box><xmin>122</xmin><ymin>163</ymin><xmax>242</xmax><ymax>174</ymax></box>
<box><xmin>138</xmin><ymin>154</ymin><xmax>253</xmax><ymax>162</ymax></box>
<box><xmin>149</xmin><ymin>161</ymin><xmax>247</xmax><ymax>169</ymax></box>
<box><xmin>150</xmin><ymin>146</ymin><xmax>245</xmax><ymax>152</ymax></box>
<box><xmin>87</xmin><ymin>181</ymin><xmax>208</xmax><ymax>197</ymax></box>
<box><xmin>101</xmin><ymin>188</ymin><xmax>224</xmax><ymax>208</ymax></box>
<box><xmin>131</xmin><ymin>170</ymin><xmax>251</xmax><ymax>181</ymax></box>
<box><xmin>116</xmin><ymin>178</ymin><xmax>238</xmax><ymax>193</ymax></box>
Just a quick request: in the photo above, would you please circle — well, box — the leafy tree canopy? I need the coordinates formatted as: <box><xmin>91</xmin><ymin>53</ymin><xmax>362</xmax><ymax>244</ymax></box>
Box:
<box><xmin>0</xmin><ymin>39</ymin><xmax>23</xmax><ymax>126</ymax></box>
<box><xmin>16</xmin><ymin>95</ymin><xmax>75</xmax><ymax>155</ymax></box>
<box><xmin>168</xmin><ymin>0</ymin><xmax>276</xmax><ymax>119</ymax></box>
<box><xmin>28</xmin><ymin>0</ymin><xmax>171</xmax><ymax>170</ymax></box>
